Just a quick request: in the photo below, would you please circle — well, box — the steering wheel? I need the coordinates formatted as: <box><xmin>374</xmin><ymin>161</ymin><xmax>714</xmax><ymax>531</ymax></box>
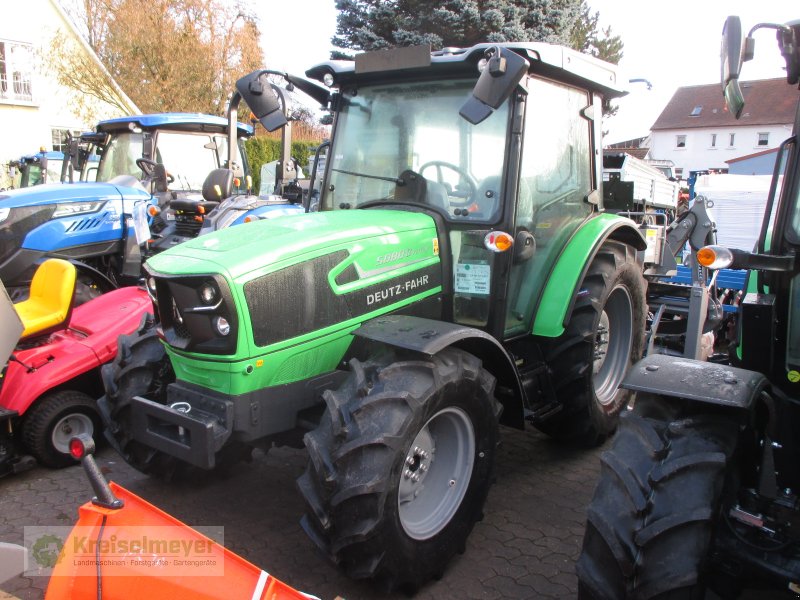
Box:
<box><xmin>418</xmin><ymin>161</ymin><xmax>477</xmax><ymax>202</ymax></box>
<box><xmin>136</xmin><ymin>158</ymin><xmax>174</xmax><ymax>183</ymax></box>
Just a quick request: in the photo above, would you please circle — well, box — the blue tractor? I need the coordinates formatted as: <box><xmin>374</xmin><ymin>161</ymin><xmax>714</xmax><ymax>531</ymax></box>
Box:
<box><xmin>8</xmin><ymin>151</ymin><xmax>67</xmax><ymax>189</ymax></box>
<box><xmin>0</xmin><ymin>108</ymin><xmax>305</xmax><ymax>301</ymax></box>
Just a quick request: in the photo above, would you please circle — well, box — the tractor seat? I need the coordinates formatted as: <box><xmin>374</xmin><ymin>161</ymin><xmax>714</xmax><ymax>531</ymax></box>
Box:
<box><xmin>14</xmin><ymin>259</ymin><xmax>77</xmax><ymax>339</ymax></box>
<box><xmin>202</xmin><ymin>168</ymin><xmax>234</xmax><ymax>202</ymax></box>
<box><xmin>169</xmin><ymin>198</ymin><xmax>220</xmax><ymax>213</ymax></box>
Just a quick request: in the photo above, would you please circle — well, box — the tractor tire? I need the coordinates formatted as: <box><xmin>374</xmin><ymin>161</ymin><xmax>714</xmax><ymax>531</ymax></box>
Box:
<box><xmin>297</xmin><ymin>347</ymin><xmax>500</xmax><ymax>593</ymax></box>
<box><xmin>576</xmin><ymin>394</ymin><xmax>740</xmax><ymax>599</ymax></box>
<box><xmin>98</xmin><ymin>313</ymin><xmax>181</xmax><ymax>479</ymax></box>
<box><xmin>22</xmin><ymin>390</ymin><xmax>100</xmax><ymax>468</ymax></box>
<box><xmin>536</xmin><ymin>241</ymin><xmax>646</xmax><ymax>446</ymax></box>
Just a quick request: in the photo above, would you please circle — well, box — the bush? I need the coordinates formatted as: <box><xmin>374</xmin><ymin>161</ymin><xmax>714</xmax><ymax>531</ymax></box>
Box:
<box><xmin>244</xmin><ymin>136</ymin><xmax>323</xmax><ymax>193</ymax></box>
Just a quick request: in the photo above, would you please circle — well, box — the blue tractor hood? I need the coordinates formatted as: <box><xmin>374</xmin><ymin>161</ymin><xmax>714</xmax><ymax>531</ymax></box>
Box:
<box><xmin>0</xmin><ymin>181</ymin><xmax>151</xmax><ymax>207</ymax></box>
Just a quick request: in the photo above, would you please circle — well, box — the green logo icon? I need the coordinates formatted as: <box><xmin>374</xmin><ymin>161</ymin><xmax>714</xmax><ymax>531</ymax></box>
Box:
<box><xmin>788</xmin><ymin>370</ymin><xmax>800</xmax><ymax>383</ymax></box>
<box><xmin>32</xmin><ymin>534</ymin><xmax>64</xmax><ymax>569</ymax></box>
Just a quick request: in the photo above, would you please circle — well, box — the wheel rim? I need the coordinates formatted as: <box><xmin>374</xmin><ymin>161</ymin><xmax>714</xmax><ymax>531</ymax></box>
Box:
<box><xmin>593</xmin><ymin>284</ymin><xmax>634</xmax><ymax>406</ymax></box>
<box><xmin>398</xmin><ymin>407</ymin><xmax>475</xmax><ymax>540</ymax></box>
<box><xmin>50</xmin><ymin>413</ymin><xmax>94</xmax><ymax>454</ymax></box>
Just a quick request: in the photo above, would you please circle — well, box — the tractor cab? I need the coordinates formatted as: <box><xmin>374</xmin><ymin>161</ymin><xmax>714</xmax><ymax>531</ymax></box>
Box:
<box><xmin>306</xmin><ymin>44</ymin><xmax>629</xmax><ymax>340</ymax></box>
<box><xmin>9</xmin><ymin>151</ymin><xmax>65</xmax><ymax>188</ymax></box>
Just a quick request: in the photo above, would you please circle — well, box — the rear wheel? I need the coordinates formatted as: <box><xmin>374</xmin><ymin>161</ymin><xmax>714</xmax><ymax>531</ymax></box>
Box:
<box><xmin>22</xmin><ymin>390</ymin><xmax>100</xmax><ymax>468</ymax></box>
<box><xmin>576</xmin><ymin>395</ymin><xmax>740</xmax><ymax>599</ymax></box>
<box><xmin>536</xmin><ymin>241</ymin><xmax>646</xmax><ymax>445</ymax></box>
<box><xmin>297</xmin><ymin>347</ymin><xmax>500</xmax><ymax>592</ymax></box>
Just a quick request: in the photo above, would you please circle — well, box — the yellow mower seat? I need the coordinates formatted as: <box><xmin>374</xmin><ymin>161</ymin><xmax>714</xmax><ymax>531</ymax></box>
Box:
<box><xmin>15</xmin><ymin>259</ymin><xmax>77</xmax><ymax>339</ymax></box>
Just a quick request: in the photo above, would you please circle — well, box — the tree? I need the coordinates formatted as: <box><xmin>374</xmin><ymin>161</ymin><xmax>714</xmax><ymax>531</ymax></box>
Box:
<box><xmin>55</xmin><ymin>0</ymin><xmax>264</xmax><ymax>115</ymax></box>
<box><xmin>331</xmin><ymin>0</ymin><xmax>624</xmax><ymax>113</ymax></box>
<box><xmin>332</xmin><ymin>0</ymin><xmax>585</xmax><ymax>55</ymax></box>
<box><xmin>569</xmin><ymin>2</ymin><xmax>623</xmax><ymax>64</ymax></box>
<box><xmin>332</xmin><ymin>0</ymin><xmax>622</xmax><ymax>63</ymax></box>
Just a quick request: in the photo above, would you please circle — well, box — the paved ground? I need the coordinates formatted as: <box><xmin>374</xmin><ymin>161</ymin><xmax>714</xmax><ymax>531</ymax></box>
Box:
<box><xmin>0</xmin><ymin>425</ymin><xmax>788</xmax><ymax>600</ymax></box>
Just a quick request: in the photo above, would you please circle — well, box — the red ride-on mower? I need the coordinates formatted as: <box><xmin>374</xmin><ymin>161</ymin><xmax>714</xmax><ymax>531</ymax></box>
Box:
<box><xmin>0</xmin><ymin>258</ymin><xmax>152</xmax><ymax>475</ymax></box>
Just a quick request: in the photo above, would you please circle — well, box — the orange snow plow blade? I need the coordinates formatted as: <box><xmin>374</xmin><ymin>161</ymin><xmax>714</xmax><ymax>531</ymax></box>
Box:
<box><xmin>46</xmin><ymin>482</ymin><xmax>316</xmax><ymax>600</ymax></box>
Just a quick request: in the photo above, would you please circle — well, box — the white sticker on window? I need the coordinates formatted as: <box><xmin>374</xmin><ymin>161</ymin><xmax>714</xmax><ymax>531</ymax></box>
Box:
<box><xmin>455</xmin><ymin>262</ymin><xmax>491</xmax><ymax>295</ymax></box>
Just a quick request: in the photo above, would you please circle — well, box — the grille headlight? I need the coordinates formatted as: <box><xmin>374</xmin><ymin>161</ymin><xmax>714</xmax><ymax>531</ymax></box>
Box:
<box><xmin>214</xmin><ymin>316</ymin><xmax>230</xmax><ymax>336</ymax></box>
<box><xmin>199</xmin><ymin>282</ymin><xmax>218</xmax><ymax>305</ymax></box>
<box><xmin>53</xmin><ymin>201</ymin><xmax>105</xmax><ymax>218</ymax></box>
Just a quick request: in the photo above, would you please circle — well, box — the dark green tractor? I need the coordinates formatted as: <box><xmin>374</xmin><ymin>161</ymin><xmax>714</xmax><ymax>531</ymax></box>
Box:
<box><xmin>100</xmin><ymin>42</ymin><xmax>653</xmax><ymax>591</ymax></box>
<box><xmin>578</xmin><ymin>16</ymin><xmax>800</xmax><ymax>599</ymax></box>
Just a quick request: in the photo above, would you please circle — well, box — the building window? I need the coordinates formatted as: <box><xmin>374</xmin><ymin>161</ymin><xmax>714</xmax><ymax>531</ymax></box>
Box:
<box><xmin>729</xmin><ymin>133</ymin><xmax>736</xmax><ymax>147</ymax></box>
<box><xmin>51</xmin><ymin>128</ymin><xmax>81</xmax><ymax>153</ymax></box>
<box><xmin>710</xmin><ymin>133</ymin><xmax>717</xmax><ymax>148</ymax></box>
<box><xmin>675</xmin><ymin>168</ymin><xmax>684</xmax><ymax>179</ymax></box>
<box><xmin>676</xmin><ymin>135</ymin><xmax>686</xmax><ymax>148</ymax></box>
<box><xmin>0</xmin><ymin>40</ymin><xmax>33</xmax><ymax>102</ymax></box>
<box><xmin>758</xmin><ymin>132</ymin><xmax>769</xmax><ymax>146</ymax></box>
<box><xmin>690</xmin><ymin>105</ymin><xmax>702</xmax><ymax>116</ymax></box>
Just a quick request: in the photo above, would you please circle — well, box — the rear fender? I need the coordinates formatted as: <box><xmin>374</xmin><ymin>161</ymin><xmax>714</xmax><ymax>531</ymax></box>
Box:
<box><xmin>532</xmin><ymin>215</ymin><xmax>646</xmax><ymax>338</ymax></box>
<box><xmin>354</xmin><ymin>314</ymin><xmax>526</xmax><ymax>428</ymax></box>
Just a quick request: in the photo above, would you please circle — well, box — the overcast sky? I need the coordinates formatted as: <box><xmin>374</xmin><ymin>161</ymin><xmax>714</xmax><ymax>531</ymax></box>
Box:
<box><xmin>256</xmin><ymin>1</ymin><xmax>797</xmax><ymax>144</ymax></box>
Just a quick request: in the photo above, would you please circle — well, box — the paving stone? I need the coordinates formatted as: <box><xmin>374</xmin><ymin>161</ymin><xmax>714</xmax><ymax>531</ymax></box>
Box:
<box><xmin>0</xmin><ymin>427</ymin><xmax>786</xmax><ymax>600</ymax></box>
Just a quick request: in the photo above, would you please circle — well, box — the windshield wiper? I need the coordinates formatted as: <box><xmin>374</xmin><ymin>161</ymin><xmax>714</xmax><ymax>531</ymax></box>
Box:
<box><xmin>331</xmin><ymin>168</ymin><xmax>403</xmax><ymax>184</ymax></box>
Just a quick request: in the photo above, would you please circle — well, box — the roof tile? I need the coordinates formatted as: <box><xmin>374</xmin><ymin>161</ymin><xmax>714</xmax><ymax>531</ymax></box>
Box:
<box><xmin>651</xmin><ymin>78</ymin><xmax>797</xmax><ymax>130</ymax></box>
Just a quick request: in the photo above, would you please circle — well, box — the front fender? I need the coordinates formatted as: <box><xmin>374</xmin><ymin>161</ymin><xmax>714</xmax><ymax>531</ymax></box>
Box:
<box><xmin>354</xmin><ymin>314</ymin><xmax>526</xmax><ymax>428</ymax></box>
<box><xmin>532</xmin><ymin>214</ymin><xmax>646</xmax><ymax>338</ymax></box>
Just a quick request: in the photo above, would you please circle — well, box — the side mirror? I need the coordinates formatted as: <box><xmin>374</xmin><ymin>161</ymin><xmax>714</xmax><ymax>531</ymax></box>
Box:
<box><xmin>460</xmin><ymin>46</ymin><xmax>529</xmax><ymax>125</ymax></box>
<box><xmin>236</xmin><ymin>71</ymin><xmax>287</xmax><ymax>132</ymax></box>
<box><xmin>721</xmin><ymin>16</ymin><xmax>745</xmax><ymax>118</ymax></box>
<box><xmin>68</xmin><ymin>138</ymin><xmax>81</xmax><ymax>171</ymax></box>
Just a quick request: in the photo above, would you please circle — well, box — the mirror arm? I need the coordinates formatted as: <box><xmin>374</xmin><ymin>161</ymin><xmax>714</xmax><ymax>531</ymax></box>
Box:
<box><xmin>227</xmin><ymin>89</ymin><xmax>243</xmax><ymax>172</ymax></box>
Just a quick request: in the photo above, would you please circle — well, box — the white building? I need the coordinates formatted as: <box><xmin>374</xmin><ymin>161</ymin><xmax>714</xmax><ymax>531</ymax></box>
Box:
<box><xmin>648</xmin><ymin>78</ymin><xmax>796</xmax><ymax>180</ymax></box>
<box><xmin>0</xmin><ymin>0</ymin><xmax>138</xmax><ymax>189</ymax></box>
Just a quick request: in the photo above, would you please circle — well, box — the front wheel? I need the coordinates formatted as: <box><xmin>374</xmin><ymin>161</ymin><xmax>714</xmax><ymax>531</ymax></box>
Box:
<box><xmin>297</xmin><ymin>347</ymin><xmax>500</xmax><ymax>592</ymax></box>
<box><xmin>99</xmin><ymin>313</ymin><xmax>180</xmax><ymax>478</ymax></box>
<box><xmin>22</xmin><ymin>390</ymin><xmax>100</xmax><ymax>468</ymax></box>
<box><xmin>536</xmin><ymin>241</ymin><xmax>646</xmax><ymax>445</ymax></box>
<box><xmin>577</xmin><ymin>395</ymin><xmax>740</xmax><ymax>599</ymax></box>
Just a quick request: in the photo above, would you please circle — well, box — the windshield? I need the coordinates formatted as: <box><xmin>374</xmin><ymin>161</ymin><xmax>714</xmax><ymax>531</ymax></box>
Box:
<box><xmin>322</xmin><ymin>79</ymin><xmax>510</xmax><ymax>221</ymax></box>
<box><xmin>788</xmin><ymin>141</ymin><xmax>800</xmax><ymax>244</ymax></box>
<box><xmin>94</xmin><ymin>130</ymin><xmax>247</xmax><ymax>191</ymax></box>
<box><xmin>95</xmin><ymin>132</ymin><xmax>143</xmax><ymax>182</ymax></box>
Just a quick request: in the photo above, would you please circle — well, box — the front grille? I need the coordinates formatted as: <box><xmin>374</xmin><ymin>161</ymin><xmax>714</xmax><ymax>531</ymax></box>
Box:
<box><xmin>148</xmin><ymin>269</ymin><xmax>238</xmax><ymax>355</ymax></box>
<box><xmin>0</xmin><ymin>206</ymin><xmax>56</xmax><ymax>264</ymax></box>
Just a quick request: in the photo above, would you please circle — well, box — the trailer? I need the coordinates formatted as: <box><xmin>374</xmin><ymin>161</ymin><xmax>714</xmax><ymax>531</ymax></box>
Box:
<box><xmin>603</xmin><ymin>151</ymin><xmax>680</xmax><ymax>211</ymax></box>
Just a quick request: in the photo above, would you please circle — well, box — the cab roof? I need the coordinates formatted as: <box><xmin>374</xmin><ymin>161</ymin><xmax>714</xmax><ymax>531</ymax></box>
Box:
<box><xmin>95</xmin><ymin>113</ymin><xmax>254</xmax><ymax>136</ymax></box>
<box><xmin>306</xmin><ymin>42</ymin><xmax>627</xmax><ymax>99</ymax></box>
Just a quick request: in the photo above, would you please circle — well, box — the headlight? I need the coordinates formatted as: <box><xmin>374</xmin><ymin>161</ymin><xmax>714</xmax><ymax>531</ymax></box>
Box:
<box><xmin>53</xmin><ymin>201</ymin><xmax>105</xmax><ymax>218</ymax></box>
<box><xmin>0</xmin><ymin>207</ymin><xmax>9</xmax><ymax>223</ymax></box>
<box><xmin>199</xmin><ymin>282</ymin><xmax>218</xmax><ymax>305</ymax></box>
<box><xmin>214</xmin><ymin>316</ymin><xmax>230</xmax><ymax>336</ymax></box>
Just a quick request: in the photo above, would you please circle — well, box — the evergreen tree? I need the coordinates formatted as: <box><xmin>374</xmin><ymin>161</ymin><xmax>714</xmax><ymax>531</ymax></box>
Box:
<box><xmin>332</xmin><ymin>0</ymin><xmax>621</xmax><ymax>65</ymax></box>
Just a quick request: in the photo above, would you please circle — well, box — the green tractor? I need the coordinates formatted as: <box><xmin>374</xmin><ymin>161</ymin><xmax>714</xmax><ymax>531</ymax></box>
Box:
<box><xmin>100</xmin><ymin>43</ymin><xmax>651</xmax><ymax>590</ymax></box>
<box><xmin>577</xmin><ymin>16</ymin><xmax>800</xmax><ymax>599</ymax></box>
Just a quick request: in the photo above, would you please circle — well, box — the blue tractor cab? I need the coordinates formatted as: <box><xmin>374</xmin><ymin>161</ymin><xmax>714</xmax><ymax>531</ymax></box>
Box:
<box><xmin>9</xmin><ymin>151</ymin><xmax>65</xmax><ymax>188</ymax></box>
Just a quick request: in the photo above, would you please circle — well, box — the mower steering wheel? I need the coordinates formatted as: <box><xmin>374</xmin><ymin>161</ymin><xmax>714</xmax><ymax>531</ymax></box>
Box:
<box><xmin>136</xmin><ymin>158</ymin><xmax>174</xmax><ymax>183</ymax></box>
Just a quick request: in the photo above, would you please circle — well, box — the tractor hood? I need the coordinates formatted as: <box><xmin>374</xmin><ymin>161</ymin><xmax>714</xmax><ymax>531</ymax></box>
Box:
<box><xmin>0</xmin><ymin>181</ymin><xmax>151</xmax><ymax>208</ymax></box>
<box><xmin>145</xmin><ymin>208</ymin><xmax>443</xmax><ymax>363</ymax></box>
<box><xmin>146</xmin><ymin>209</ymin><xmax>440</xmax><ymax>281</ymax></box>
